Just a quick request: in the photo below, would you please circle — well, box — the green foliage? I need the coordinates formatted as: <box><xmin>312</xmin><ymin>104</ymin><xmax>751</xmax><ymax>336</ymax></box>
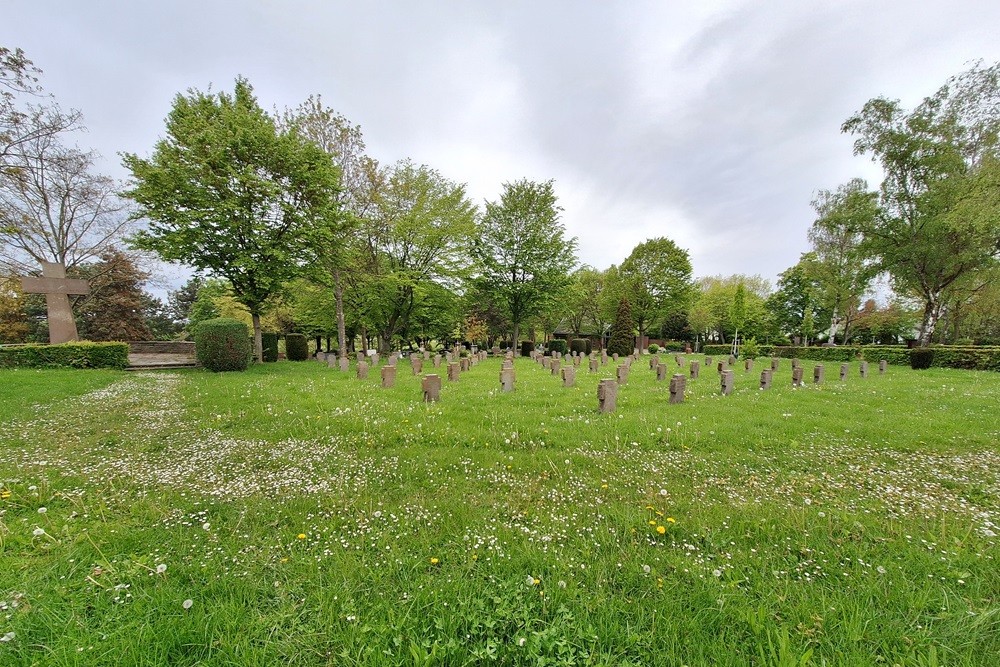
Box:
<box><xmin>123</xmin><ymin>78</ymin><xmax>343</xmax><ymax>360</ymax></box>
<box><xmin>72</xmin><ymin>249</ymin><xmax>153</xmax><ymax>342</ymax></box>
<box><xmin>741</xmin><ymin>337</ymin><xmax>760</xmax><ymax>359</ymax></box>
<box><xmin>910</xmin><ymin>348</ymin><xmax>935</xmax><ymax>370</ymax></box>
<box><xmin>618</xmin><ymin>237</ymin><xmax>694</xmax><ymax>346</ymax></box>
<box><xmin>546</xmin><ymin>339</ymin><xmax>568</xmax><ymax>355</ymax></box>
<box><xmin>569</xmin><ymin>338</ymin><xmax>588</xmax><ymax>355</ymax></box>
<box><xmin>520</xmin><ymin>340</ymin><xmax>533</xmax><ymax>357</ymax></box>
<box><xmin>606</xmin><ymin>297</ymin><xmax>634</xmax><ymax>357</ymax></box>
<box><xmin>0</xmin><ymin>341</ymin><xmax>129</xmax><ymax>369</ymax></box>
<box><xmin>647</xmin><ymin>343</ymin><xmax>659</xmax><ymax>354</ymax></box>
<box><xmin>471</xmin><ymin>179</ymin><xmax>578</xmax><ymax>344</ymax></box>
<box><xmin>261</xmin><ymin>332</ymin><xmax>279</xmax><ymax>363</ymax></box>
<box><xmin>865</xmin><ymin>345</ymin><xmax>1000</xmax><ymax>371</ymax></box>
<box><xmin>692</xmin><ymin>274</ymin><xmax>773</xmax><ymax>344</ymax></box>
<box><xmin>766</xmin><ymin>259</ymin><xmax>825</xmax><ymax>344</ymax></box>
<box><xmin>285</xmin><ymin>333</ymin><xmax>308</xmax><ymax>361</ymax></box>
<box><xmin>193</xmin><ymin>318</ymin><xmax>252</xmax><ymax>372</ymax></box>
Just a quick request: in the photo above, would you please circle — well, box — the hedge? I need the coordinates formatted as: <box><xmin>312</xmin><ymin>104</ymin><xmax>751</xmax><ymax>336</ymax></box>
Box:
<box><xmin>261</xmin><ymin>332</ymin><xmax>279</xmax><ymax>363</ymax></box>
<box><xmin>285</xmin><ymin>333</ymin><xmax>309</xmax><ymax>361</ymax></box>
<box><xmin>698</xmin><ymin>343</ymin><xmax>1000</xmax><ymax>371</ymax></box>
<box><xmin>546</xmin><ymin>339</ymin><xmax>568</xmax><ymax>355</ymax></box>
<box><xmin>194</xmin><ymin>318</ymin><xmax>252</xmax><ymax>372</ymax></box>
<box><xmin>0</xmin><ymin>342</ymin><xmax>130</xmax><ymax>369</ymax></box>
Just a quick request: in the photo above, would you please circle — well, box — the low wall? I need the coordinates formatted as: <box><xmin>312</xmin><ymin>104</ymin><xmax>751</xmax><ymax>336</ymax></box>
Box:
<box><xmin>127</xmin><ymin>341</ymin><xmax>196</xmax><ymax>355</ymax></box>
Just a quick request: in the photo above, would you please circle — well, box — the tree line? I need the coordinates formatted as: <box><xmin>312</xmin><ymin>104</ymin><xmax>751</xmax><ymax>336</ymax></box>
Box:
<box><xmin>2</xmin><ymin>47</ymin><xmax>998</xmax><ymax>353</ymax></box>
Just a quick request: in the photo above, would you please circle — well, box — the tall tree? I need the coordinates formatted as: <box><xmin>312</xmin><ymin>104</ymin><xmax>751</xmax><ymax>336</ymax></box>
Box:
<box><xmin>606</xmin><ymin>296</ymin><xmax>635</xmax><ymax>357</ymax></box>
<box><xmin>72</xmin><ymin>249</ymin><xmax>152</xmax><ymax>341</ymax></box>
<box><xmin>766</xmin><ymin>258</ymin><xmax>825</xmax><ymax>344</ymax></box>
<box><xmin>471</xmin><ymin>179</ymin><xmax>578</xmax><ymax>344</ymax></box>
<box><xmin>0</xmin><ymin>275</ymin><xmax>28</xmax><ymax>343</ymax></box>
<box><xmin>618</xmin><ymin>237</ymin><xmax>694</xmax><ymax>352</ymax></box>
<box><xmin>807</xmin><ymin>178</ymin><xmax>878</xmax><ymax>343</ymax></box>
<box><xmin>123</xmin><ymin>78</ymin><xmax>343</xmax><ymax>361</ymax></box>
<box><xmin>842</xmin><ymin>61</ymin><xmax>1000</xmax><ymax>345</ymax></box>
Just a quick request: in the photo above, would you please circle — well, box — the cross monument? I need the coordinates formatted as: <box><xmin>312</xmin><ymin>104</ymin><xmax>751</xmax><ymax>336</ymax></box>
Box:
<box><xmin>19</xmin><ymin>261</ymin><xmax>90</xmax><ymax>343</ymax></box>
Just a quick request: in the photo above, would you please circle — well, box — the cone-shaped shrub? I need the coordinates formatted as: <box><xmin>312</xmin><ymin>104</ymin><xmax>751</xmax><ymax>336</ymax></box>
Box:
<box><xmin>285</xmin><ymin>333</ymin><xmax>308</xmax><ymax>361</ymax></box>
<box><xmin>194</xmin><ymin>318</ymin><xmax>252</xmax><ymax>372</ymax></box>
<box><xmin>606</xmin><ymin>297</ymin><xmax>635</xmax><ymax>357</ymax></box>
<box><xmin>261</xmin><ymin>332</ymin><xmax>279</xmax><ymax>362</ymax></box>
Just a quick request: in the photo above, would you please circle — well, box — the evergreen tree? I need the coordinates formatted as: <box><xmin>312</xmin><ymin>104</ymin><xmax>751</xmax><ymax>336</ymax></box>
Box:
<box><xmin>606</xmin><ymin>297</ymin><xmax>635</xmax><ymax>357</ymax></box>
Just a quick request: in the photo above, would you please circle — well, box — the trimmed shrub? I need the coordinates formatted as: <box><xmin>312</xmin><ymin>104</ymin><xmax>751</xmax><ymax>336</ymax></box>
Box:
<box><xmin>606</xmin><ymin>298</ymin><xmax>635</xmax><ymax>357</ymax></box>
<box><xmin>520</xmin><ymin>341</ymin><xmax>534</xmax><ymax>357</ymax></box>
<box><xmin>261</xmin><ymin>332</ymin><xmax>279</xmax><ymax>363</ymax></box>
<box><xmin>285</xmin><ymin>334</ymin><xmax>308</xmax><ymax>361</ymax></box>
<box><xmin>910</xmin><ymin>348</ymin><xmax>934</xmax><ymax>370</ymax></box>
<box><xmin>585</xmin><ymin>339</ymin><xmax>593</xmax><ymax>355</ymax></box>
<box><xmin>0</xmin><ymin>342</ymin><xmax>129</xmax><ymax>369</ymax></box>
<box><xmin>741</xmin><ymin>338</ymin><xmax>760</xmax><ymax>360</ymax></box>
<box><xmin>647</xmin><ymin>343</ymin><xmax>660</xmax><ymax>354</ymax></box>
<box><xmin>859</xmin><ymin>346</ymin><xmax>911</xmax><ymax>367</ymax></box>
<box><xmin>569</xmin><ymin>338</ymin><xmax>588</xmax><ymax>355</ymax></box>
<box><xmin>194</xmin><ymin>318</ymin><xmax>252</xmax><ymax>372</ymax></box>
<box><xmin>661</xmin><ymin>340</ymin><xmax>686</xmax><ymax>352</ymax></box>
<box><xmin>547</xmin><ymin>339</ymin><xmax>568</xmax><ymax>355</ymax></box>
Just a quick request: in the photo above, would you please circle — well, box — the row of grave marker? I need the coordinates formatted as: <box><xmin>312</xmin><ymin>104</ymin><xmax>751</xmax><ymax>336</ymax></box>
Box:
<box><xmin>316</xmin><ymin>348</ymin><xmax>888</xmax><ymax>411</ymax></box>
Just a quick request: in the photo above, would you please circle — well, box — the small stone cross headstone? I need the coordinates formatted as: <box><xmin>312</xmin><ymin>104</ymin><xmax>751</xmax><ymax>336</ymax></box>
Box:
<box><xmin>357</xmin><ymin>360</ymin><xmax>369</xmax><ymax>380</ymax></box>
<box><xmin>381</xmin><ymin>365</ymin><xmax>396</xmax><ymax>388</ymax></box>
<box><xmin>371</xmin><ymin>352</ymin><xmax>380</xmax><ymax>366</ymax></box>
<box><xmin>551</xmin><ymin>359</ymin><xmax>561</xmax><ymax>376</ymax></box>
<box><xmin>597</xmin><ymin>379</ymin><xmax>618</xmax><ymax>413</ymax></box>
<box><xmin>728</xmin><ymin>354</ymin><xmax>736</xmax><ymax>366</ymax></box>
<box><xmin>690</xmin><ymin>360</ymin><xmax>700</xmax><ymax>378</ymax></box>
<box><xmin>860</xmin><ymin>361</ymin><xmax>869</xmax><ymax>378</ymax></box>
<box><xmin>433</xmin><ymin>354</ymin><xmax>442</xmax><ymax>367</ymax></box>
<box><xmin>760</xmin><ymin>369</ymin><xmax>772</xmax><ymax>390</ymax></box>
<box><xmin>601</xmin><ymin>351</ymin><xmax>608</xmax><ymax>365</ymax></box>
<box><xmin>316</xmin><ymin>351</ymin><xmax>327</xmax><ymax>362</ymax></box>
<box><xmin>339</xmin><ymin>357</ymin><xmax>350</xmax><ymax>372</ymax></box>
<box><xmin>561</xmin><ymin>366</ymin><xmax>576</xmax><ymax>387</ymax></box>
<box><xmin>649</xmin><ymin>355</ymin><xmax>659</xmax><ymax>370</ymax></box>
<box><xmin>792</xmin><ymin>367</ymin><xmax>804</xmax><ymax>387</ymax></box>
<box><xmin>491</xmin><ymin>346</ymin><xmax>500</xmax><ymax>356</ymax></box>
<box><xmin>744</xmin><ymin>358</ymin><xmax>753</xmax><ymax>372</ymax></box>
<box><xmin>616</xmin><ymin>363</ymin><xmax>629</xmax><ymax>386</ymax></box>
<box><xmin>356</xmin><ymin>351</ymin><xmax>365</xmax><ymax>363</ymax></box>
<box><xmin>792</xmin><ymin>358</ymin><xmax>800</xmax><ymax>369</ymax></box>
<box><xmin>19</xmin><ymin>261</ymin><xmax>90</xmax><ymax>344</ymax></box>
<box><xmin>327</xmin><ymin>355</ymin><xmax>338</xmax><ymax>369</ymax></box>
<box><xmin>573</xmin><ymin>355</ymin><xmax>581</xmax><ymax>367</ymax></box>
<box><xmin>422</xmin><ymin>374</ymin><xmax>441</xmax><ymax>402</ymax></box>
<box><xmin>412</xmin><ymin>358</ymin><xmax>423</xmax><ymax>375</ymax></box>
<box><xmin>839</xmin><ymin>363</ymin><xmax>848</xmax><ymax>381</ymax></box>
<box><xmin>460</xmin><ymin>357</ymin><xmax>471</xmax><ymax>372</ymax></box>
<box><xmin>502</xmin><ymin>359</ymin><xmax>514</xmax><ymax>370</ymax></box>
<box><xmin>423</xmin><ymin>350</ymin><xmax>430</xmax><ymax>361</ymax></box>
<box><xmin>388</xmin><ymin>354</ymin><xmax>399</xmax><ymax>366</ymax></box>
<box><xmin>879</xmin><ymin>360</ymin><xmax>887</xmax><ymax>375</ymax></box>
<box><xmin>720</xmin><ymin>369</ymin><xmax>734</xmax><ymax>396</ymax></box>
<box><xmin>771</xmin><ymin>358</ymin><xmax>779</xmax><ymax>371</ymax></box>
<box><xmin>705</xmin><ymin>356</ymin><xmax>712</xmax><ymax>366</ymax></box>
<box><xmin>669</xmin><ymin>374</ymin><xmax>686</xmax><ymax>404</ymax></box>
<box><xmin>500</xmin><ymin>367</ymin><xmax>515</xmax><ymax>392</ymax></box>
<box><xmin>542</xmin><ymin>356</ymin><xmax>551</xmax><ymax>369</ymax></box>
<box><xmin>656</xmin><ymin>363</ymin><xmax>667</xmax><ymax>381</ymax></box>
<box><xmin>448</xmin><ymin>362</ymin><xmax>460</xmax><ymax>382</ymax></box>
<box><xmin>589</xmin><ymin>358</ymin><xmax>599</xmax><ymax>373</ymax></box>
<box><xmin>813</xmin><ymin>365</ymin><xmax>824</xmax><ymax>384</ymax></box>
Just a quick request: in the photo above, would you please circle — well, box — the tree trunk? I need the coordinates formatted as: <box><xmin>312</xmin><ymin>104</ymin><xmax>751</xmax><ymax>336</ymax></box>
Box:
<box><xmin>638</xmin><ymin>326</ymin><xmax>645</xmax><ymax>354</ymax></box>
<box><xmin>251</xmin><ymin>312</ymin><xmax>263</xmax><ymax>363</ymax></box>
<box><xmin>333</xmin><ymin>268</ymin><xmax>347</xmax><ymax>358</ymax></box>
<box><xmin>918</xmin><ymin>297</ymin><xmax>941</xmax><ymax>346</ymax></box>
<box><xmin>512</xmin><ymin>322</ymin><xmax>520</xmax><ymax>349</ymax></box>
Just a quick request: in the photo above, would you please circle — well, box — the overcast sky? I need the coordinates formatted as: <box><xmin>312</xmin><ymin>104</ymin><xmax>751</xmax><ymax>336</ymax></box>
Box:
<box><xmin>7</xmin><ymin>1</ymin><xmax>1000</xmax><ymax>292</ymax></box>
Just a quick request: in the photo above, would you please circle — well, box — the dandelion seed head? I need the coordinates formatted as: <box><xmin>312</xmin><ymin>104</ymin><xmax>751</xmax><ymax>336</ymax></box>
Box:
<box><xmin>182</xmin><ymin>599</ymin><xmax>193</xmax><ymax>610</ymax></box>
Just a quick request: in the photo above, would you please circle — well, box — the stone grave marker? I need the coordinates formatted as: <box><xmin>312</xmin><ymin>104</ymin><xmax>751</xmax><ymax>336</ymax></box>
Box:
<box><xmin>433</xmin><ymin>354</ymin><xmax>442</xmax><ymax>367</ymax></box>
<box><xmin>316</xmin><ymin>351</ymin><xmax>327</xmax><ymax>362</ymax></box>
<box><xmin>357</xmin><ymin>360</ymin><xmax>369</xmax><ymax>379</ymax></box>
<box><xmin>601</xmin><ymin>351</ymin><xmax>608</xmax><ymax>364</ymax></box>
<box><xmin>792</xmin><ymin>358</ymin><xmax>800</xmax><ymax>369</ymax></box>
<box><xmin>542</xmin><ymin>356</ymin><xmax>551</xmax><ymax>369</ymax></box>
<box><xmin>460</xmin><ymin>357</ymin><xmax>471</xmax><ymax>372</ymax></box>
<box><xmin>381</xmin><ymin>365</ymin><xmax>396</xmax><ymax>388</ymax></box>
<box><xmin>705</xmin><ymin>356</ymin><xmax>712</xmax><ymax>366</ymax></box>
<box><xmin>422</xmin><ymin>374</ymin><xmax>441</xmax><ymax>402</ymax></box>
<box><xmin>551</xmin><ymin>359</ymin><xmax>561</xmax><ymax>376</ymax></box>
<box><xmin>339</xmin><ymin>357</ymin><xmax>350</xmax><ymax>372</ymax></box>
<box><xmin>860</xmin><ymin>361</ymin><xmax>869</xmax><ymax>378</ymax></box>
<box><xmin>616</xmin><ymin>363</ymin><xmax>629</xmax><ymax>386</ymax></box>
<box><xmin>690</xmin><ymin>360</ymin><xmax>700</xmax><ymax>378</ymax></box>
<box><xmin>371</xmin><ymin>352</ymin><xmax>380</xmax><ymax>366</ymax></box>
<box><xmin>356</xmin><ymin>351</ymin><xmax>365</xmax><ymax>363</ymax></box>
<box><xmin>744</xmin><ymin>358</ymin><xmax>753</xmax><ymax>372</ymax></box>
<box><xmin>412</xmin><ymin>357</ymin><xmax>423</xmax><ymax>375</ymax></box>
<box><xmin>839</xmin><ymin>363</ymin><xmax>848</xmax><ymax>381</ymax></box>
<box><xmin>423</xmin><ymin>350</ymin><xmax>430</xmax><ymax>360</ymax></box>
<box><xmin>760</xmin><ymin>369</ymin><xmax>772</xmax><ymax>390</ymax></box>
<box><xmin>491</xmin><ymin>346</ymin><xmax>500</xmax><ymax>356</ymax></box>
<box><xmin>649</xmin><ymin>355</ymin><xmax>659</xmax><ymax>370</ymax></box>
<box><xmin>19</xmin><ymin>261</ymin><xmax>90</xmax><ymax>343</ymax></box>
<box><xmin>792</xmin><ymin>366</ymin><xmax>804</xmax><ymax>387</ymax></box>
<box><xmin>669</xmin><ymin>373</ymin><xmax>686</xmax><ymax>404</ymax></box>
<box><xmin>388</xmin><ymin>353</ymin><xmax>398</xmax><ymax>366</ymax></box>
<box><xmin>814</xmin><ymin>365</ymin><xmax>825</xmax><ymax>384</ymax></box>
<box><xmin>573</xmin><ymin>355</ymin><xmax>581</xmax><ymax>367</ymax></box>
<box><xmin>500</xmin><ymin>367</ymin><xmax>515</xmax><ymax>392</ymax></box>
<box><xmin>720</xmin><ymin>369</ymin><xmax>734</xmax><ymax>396</ymax></box>
<box><xmin>728</xmin><ymin>354</ymin><xmax>736</xmax><ymax>366</ymax></box>
<box><xmin>879</xmin><ymin>359</ymin><xmax>887</xmax><ymax>375</ymax></box>
<box><xmin>589</xmin><ymin>358</ymin><xmax>599</xmax><ymax>373</ymax></box>
<box><xmin>502</xmin><ymin>358</ymin><xmax>514</xmax><ymax>370</ymax></box>
<box><xmin>561</xmin><ymin>366</ymin><xmax>576</xmax><ymax>387</ymax></box>
<box><xmin>597</xmin><ymin>379</ymin><xmax>618</xmax><ymax>413</ymax></box>
<box><xmin>327</xmin><ymin>355</ymin><xmax>339</xmax><ymax>369</ymax></box>
<box><xmin>448</xmin><ymin>362</ymin><xmax>460</xmax><ymax>382</ymax></box>
<box><xmin>656</xmin><ymin>363</ymin><xmax>667</xmax><ymax>381</ymax></box>
<box><xmin>771</xmin><ymin>358</ymin><xmax>779</xmax><ymax>371</ymax></box>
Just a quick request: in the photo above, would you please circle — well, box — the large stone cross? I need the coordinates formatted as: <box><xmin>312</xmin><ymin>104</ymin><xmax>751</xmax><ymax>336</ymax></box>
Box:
<box><xmin>19</xmin><ymin>261</ymin><xmax>90</xmax><ymax>343</ymax></box>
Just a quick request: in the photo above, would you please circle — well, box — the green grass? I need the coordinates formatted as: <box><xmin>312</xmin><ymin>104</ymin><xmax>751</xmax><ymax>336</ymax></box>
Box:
<box><xmin>1</xmin><ymin>355</ymin><xmax>998</xmax><ymax>665</ymax></box>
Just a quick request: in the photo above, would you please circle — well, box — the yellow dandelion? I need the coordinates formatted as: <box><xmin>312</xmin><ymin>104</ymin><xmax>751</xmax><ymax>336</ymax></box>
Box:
<box><xmin>430</xmin><ymin>557</ymin><xmax>439</xmax><ymax>565</ymax></box>
<box><xmin>656</xmin><ymin>525</ymin><xmax>666</xmax><ymax>534</ymax></box>
<box><xmin>666</xmin><ymin>517</ymin><xmax>676</xmax><ymax>524</ymax></box>
<box><xmin>648</xmin><ymin>520</ymin><xmax>656</xmax><ymax>526</ymax></box>
<box><xmin>297</xmin><ymin>533</ymin><xmax>306</xmax><ymax>540</ymax></box>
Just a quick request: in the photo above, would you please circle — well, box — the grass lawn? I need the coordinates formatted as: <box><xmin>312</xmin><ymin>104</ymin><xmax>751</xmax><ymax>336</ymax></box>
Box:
<box><xmin>0</xmin><ymin>355</ymin><xmax>997</xmax><ymax>666</ymax></box>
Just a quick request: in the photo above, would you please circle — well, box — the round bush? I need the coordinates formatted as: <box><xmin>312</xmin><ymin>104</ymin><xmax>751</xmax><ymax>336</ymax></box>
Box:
<box><xmin>520</xmin><ymin>341</ymin><xmax>533</xmax><ymax>357</ymax></box>
<box><xmin>285</xmin><ymin>333</ymin><xmax>309</xmax><ymax>361</ymax></box>
<box><xmin>546</xmin><ymin>339</ymin><xmax>568</xmax><ymax>355</ymax></box>
<box><xmin>261</xmin><ymin>332</ymin><xmax>279</xmax><ymax>363</ymax></box>
<box><xmin>569</xmin><ymin>338</ymin><xmax>588</xmax><ymax>355</ymax></box>
<box><xmin>910</xmin><ymin>347</ymin><xmax>934</xmax><ymax>370</ymax></box>
<box><xmin>647</xmin><ymin>343</ymin><xmax>660</xmax><ymax>354</ymax></box>
<box><xmin>194</xmin><ymin>318</ymin><xmax>252</xmax><ymax>372</ymax></box>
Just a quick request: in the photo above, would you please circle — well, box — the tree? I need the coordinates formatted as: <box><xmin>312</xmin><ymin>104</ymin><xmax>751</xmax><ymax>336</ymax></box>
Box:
<box><xmin>842</xmin><ymin>61</ymin><xmax>1000</xmax><ymax>345</ymax></box>
<box><xmin>351</xmin><ymin>160</ymin><xmax>475</xmax><ymax>352</ymax></box>
<box><xmin>807</xmin><ymin>179</ymin><xmax>878</xmax><ymax>343</ymax></box>
<box><xmin>606</xmin><ymin>297</ymin><xmax>634</xmax><ymax>357</ymax></box>
<box><xmin>690</xmin><ymin>275</ymin><xmax>771</xmax><ymax>344</ymax></box>
<box><xmin>123</xmin><ymin>78</ymin><xmax>343</xmax><ymax>361</ymax></box>
<box><xmin>471</xmin><ymin>179</ymin><xmax>578</xmax><ymax>344</ymax></box>
<box><xmin>618</xmin><ymin>237</ymin><xmax>693</xmax><ymax>352</ymax></box>
<box><xmin>766</xmin><ymin>258</ymin><xmax>825</xmax><ymax>344</ymax></box>
<box><xmin>72</xmin><ymin>249</ymin><xmax>152</xmax><ymax>341</ymax></box>
<box><xmin>0</xmin><ymin>275</ymin><xmax>28</xmax><ymax>343</ymax></box>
